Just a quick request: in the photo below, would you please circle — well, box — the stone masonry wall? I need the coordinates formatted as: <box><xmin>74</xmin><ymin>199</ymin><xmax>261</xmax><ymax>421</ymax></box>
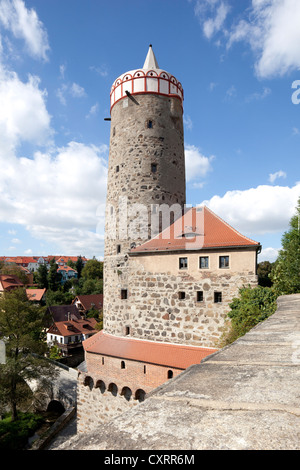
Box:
<box><xmin>104</xmin><ymin>255</ymin><xmax>258</xmax><ymax>348</ymax></box>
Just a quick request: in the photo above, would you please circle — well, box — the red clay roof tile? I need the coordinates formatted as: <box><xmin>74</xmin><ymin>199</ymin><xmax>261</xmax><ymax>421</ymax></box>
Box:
<box><xmin>83</xmin><ymin>331</ymin><xmax>217</xmax><ymax>369</ymax></box>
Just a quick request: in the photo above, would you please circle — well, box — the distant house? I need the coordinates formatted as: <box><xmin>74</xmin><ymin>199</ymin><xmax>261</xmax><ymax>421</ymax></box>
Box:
<box><xmin>26</xmin><ymin>288</ymin><xmax>47</xmax><ymax>304</ymax></box>
<box><xmin>72</xmin><ymin>294</ymin><xmax>103</xmax><ymax>316</ymax></box>
<box><xmin>57</xmin><ymin>265</ymin><xmax>78</xmax><ymax>284</ymax></box>
<box><xmin>0</xmin><ymin>274</ymin><xmax>24</xmax><ymax>293</ymax></box>
<box><xmin>46</xmin><ymin>304</ymin><xmax>82</xmax><ymax>326</ymax></box>
<box><xmin>46</xmin><ymin>318</ymin><xmax>98</xmax><ymax>357</ymax></box>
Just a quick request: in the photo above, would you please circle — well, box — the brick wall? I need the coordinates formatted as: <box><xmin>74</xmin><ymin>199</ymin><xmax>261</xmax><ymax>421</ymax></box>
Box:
<box><xmin>76</xmin><ymin>352</ymin><xmax>182</xmax><ymax>433</ymax></box>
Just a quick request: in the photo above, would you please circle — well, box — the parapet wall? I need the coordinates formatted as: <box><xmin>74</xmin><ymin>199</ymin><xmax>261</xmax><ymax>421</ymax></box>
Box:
<box><xmin>55</xmin><ymin>294</ymin><xmax>300</xmax><ymax>450</ymax></box>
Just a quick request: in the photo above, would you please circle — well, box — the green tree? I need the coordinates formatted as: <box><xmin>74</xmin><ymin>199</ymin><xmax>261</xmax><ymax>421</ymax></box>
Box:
<box><xmin>220</xmin><ymin>286</ymin><xmax>277</xmax><ymax>346</ymax></box>
<box><xmin>36</xmin><ymin>263</ymin><xmax>48</xmax><ymax>289</ymax></box>
<box><xmin>81</xmin><ymin>258</ymin><xmax>103</xmax><ymax>280</ymax></box>
<box><xmin>257</xmin><ymin>261</ymin><xmax>274</xmax><ymax>287</ymax></box>
<box><xmin>0</xmin><ymin>288</ymin><xmax>56</xmax><ymax>421</ymax></box>
<box><xmin>75</xmin><ymin>256</ymin><xmax>84</xmax><ymax>280</ymax></box>
<box><xmin>48</xmin><ymin>259</ymin><xmax>61</xmax><ymax>292</ymax></box>
<box><xmin>270</xmin><ymin>198</ymin><xmax>300</xmax><ymax>295</ymax></box>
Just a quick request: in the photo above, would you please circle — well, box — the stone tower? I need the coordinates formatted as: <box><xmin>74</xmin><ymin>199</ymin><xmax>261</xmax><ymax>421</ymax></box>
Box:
<box><xmin>104</xmin><ymin>46</ymin><xmax>186</xmax><ymax>335</ymax></box>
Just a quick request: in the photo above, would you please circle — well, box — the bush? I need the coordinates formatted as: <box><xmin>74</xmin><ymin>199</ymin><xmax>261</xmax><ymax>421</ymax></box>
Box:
<box><xmin>219</xmin><ymin>286</ymin><xmax>278</xmax><ymax>346</ymax></box>
<box><xmin>0</xmin><ymin>412</ymin><xmax>44</xmax><ymax>450</ymax></box>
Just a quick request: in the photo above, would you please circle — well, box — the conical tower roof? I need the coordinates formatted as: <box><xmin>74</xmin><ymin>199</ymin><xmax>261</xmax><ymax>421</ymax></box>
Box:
<box><xmin>110</xmin><ymin>46</ymin><xmax>184</xmax><ymax>110</ymax></box>
<box><xmin>143</xmin><ymin>44</ymin><xmax>159</xmax><ymax>69</ymax></box>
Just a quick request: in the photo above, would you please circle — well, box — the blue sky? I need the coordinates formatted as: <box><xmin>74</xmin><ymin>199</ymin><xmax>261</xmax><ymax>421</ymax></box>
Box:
<box><xmin>0</xmin><ymin>0</ymin><xmax>300</xmax><ymax>261</ymax></box>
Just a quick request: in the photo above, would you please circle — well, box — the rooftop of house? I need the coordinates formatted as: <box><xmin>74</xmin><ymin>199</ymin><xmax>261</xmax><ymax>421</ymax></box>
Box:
<box><xmin>47</xmin><ymin>304</ymin><xmax>81</xmax><ymax>322</ymax></box>
<box><xmin>47</xmin><ymin>318</ymin><xmax>98</xmax><ymax>338</ymax></box>
<box><xmin>83</xmin><ymin>331</ymin><xmax>217</xmax><ymax>370</ymax></box>
<box><xmin>73</xmin><ymin>294</ymin><xmax>103</xmax><ymax>311</ymax></box>
<box><xmin>130</xmin><ymin>206</ymin><xmax>260</xmax><ymax>255</ymax></box>
<box><xmin>26</xmin><ymin>288</ymin><xmax>46</xmax><ymax>301</ymax></box>
<box><xmin>0</xmin><ymin>274</ymin><xmax>24</xmax><ymax>291</ymax></box>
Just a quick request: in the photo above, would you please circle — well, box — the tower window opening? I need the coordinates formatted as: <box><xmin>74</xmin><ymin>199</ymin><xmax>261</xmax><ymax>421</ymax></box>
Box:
<box><xmin>151</xmin><ymin>163</ymin><xmax>157</xmax><ymax>173</ymax></box>
<box><xmin>125</xmin><ymin>326</ymin><xmax>130</xmax><ymax>335</ymax></box>
<box><xmin>144</xmin><ymin>365</ymin><xmax>146</xmax><ymax>374</ymax></box>
<box><xmin>121</xmin><ymin>361</ymin><xmax>125</xmax><ymax>369</ymax></box>
<box><xmin>116</xmin><ymin>165</ymin><xmax>119</xmax><ymax>173</ymax></box>
<box><xmin>121</xmin><ymin>289</ymin><xmax>128</xmax><ymax>300</ymax></box>
<box><xmin>214</xmin><ymin>292</ymin><xmax>222</xmax><ymax>303</ymax></box>
<box><xmin>117</xmin><ymin>244</ymin><xmax>121</xmax><ymax>254</ymax></box>
<box><xmin>178</xmin><ymin>291</ymin><xmax>186</xmax><ymax>300</ymax></box>
<box><xmin>197</xmin><ymin>291</ymin><xmax>204</xmax><ymax>302</ymax></box>
<box><xmin>147</xmin><ymin>120</ymin><xmax>153</xmax><ymax>129</ymax></box>
<box><xmin>168</xmin><ymin>370</ymin><xmax>173</xmax><ymax>379</ymax></box>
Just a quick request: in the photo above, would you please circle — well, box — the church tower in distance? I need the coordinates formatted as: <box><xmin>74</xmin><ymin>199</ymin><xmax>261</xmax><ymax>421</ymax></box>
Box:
<box><xmin>104</xmin><ymin>46</ymin><xmax>186</xmax><ymax>335</ymax></box>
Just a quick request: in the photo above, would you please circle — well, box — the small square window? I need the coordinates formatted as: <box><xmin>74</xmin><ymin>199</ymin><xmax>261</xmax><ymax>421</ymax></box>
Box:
<box><xmin>197</xmin><ymin>291</ymin><xmax>204</xmax><ymax>302</ymax></box>
<box><xmin>179</xmin><ymin>257</ymin><xmax>188</xmax><ymax>270</ymax></box>
<box><xmin>121</xmin><ymin>289</ymin><xmax>128</xmax><ymax>300</ymax></box>
<box><xmin>199</xmin><ymin>256</ymin><xmax>209</xmax><ymax>269</ymax></box>
<box><xmin>219</xmin><ymin>256</ymin><xmax>229</xmax><ymax>269</ymax></box>
<box><xmin>214</xmin><ymin>292</ymin><xmax>222</xmax><ymax>303</ymax></box>
<box><xmin>178</xmin><ymin>291</ymin><xmax>186</xmax><ymax>300</ymax></box>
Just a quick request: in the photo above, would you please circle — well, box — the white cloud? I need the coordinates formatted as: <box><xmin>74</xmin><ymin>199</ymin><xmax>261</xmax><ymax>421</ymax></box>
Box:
<box><xmin>245</xmin><ymin>87</ymin><xmax>271</xmax><ymax>103</ymax></box>
<box><xmin>227</xmin><ymin>0</ymin><xmax>300</xmax><ymax>78</ymax></box>
<box><xmin>258</xmin><ymin>247</ymin><xmax>279</xmax><ymax>263</ymax></box>
<box><xmin>0</xmin><ymin>0</ymin><xmax>50</xmax><ymax>61</ymax></box>
<box><xmin>202</xmin><ymin>182</ymin><xmax>300</xmax><ymax>235</ymax></box>
<box><xmin>86</xmin><ymin>102</ymin><xmax>99</xmax><ymax>119</ymax></box>
<box><xmin>56</xmin><ymin>82</ymin><xmax>87</xmax><ymax>105</ymax></box>
<box><xmin>195</xmin><ymin>0</ymin><xmax>230</xmax><ymax>39</ymax></box>
<box><xmin>0</xmin><ymin>142</ymin><xmax>108</xmax><ymax>257</ymax></box>
<box><xmin>269</xmin><ymin>170</ymin><xmax>287</xmax><ymax>184</ymax></box>
<box><xmin>0</xmin><ymin>69</ymin><xmax>53</xmax><ymax>153</ymax></box>
<box><xmin>70</xmin><ymin>82</ymin><xmax>86</xmax><ymax>98</ymax></box>
<box><xmin>185</xmin><ymin>144</ymin><xmax>214</xmax><ymax>183</ymax></box>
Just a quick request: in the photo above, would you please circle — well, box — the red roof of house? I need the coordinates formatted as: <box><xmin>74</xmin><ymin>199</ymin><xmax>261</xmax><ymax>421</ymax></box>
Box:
<box><xmin>0</xmin><ymin>274</ymin><xmax>24</xmax><ymax>291</ymax></box>
<box><xmin>130</xmin><ymin>206</ymin><xmax>260</xmax><ymax>254</ymax></box>
<box><xmin>83</xmin><ymin>331</ymin><xmax>217</xmax><ymax>370</ymax></box>
<box><xmin>47</xmin><ymin>318</ymin><xmax>98</xmax><ymax>337</ymax></box>
<box><xmin>26</xmin><ymin>288</ymin><xmax>46</xmax><ymax>301</ymax></box>
<box><xmin>73</xmin><ymin>294</ymin><xmax>103</xmax><ymax>311</ymax></box>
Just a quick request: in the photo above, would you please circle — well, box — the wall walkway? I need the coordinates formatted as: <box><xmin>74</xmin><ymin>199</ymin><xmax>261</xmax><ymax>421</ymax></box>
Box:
<box><xmin>53</xmin><ymin>294</ymin><xmax>300</xmax><ymax>450</ymax></box>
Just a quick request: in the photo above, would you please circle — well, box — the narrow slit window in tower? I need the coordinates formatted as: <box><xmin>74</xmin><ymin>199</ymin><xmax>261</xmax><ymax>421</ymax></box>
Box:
<box><xmin>151</xmin><ymin>163</ymin><xmax>157</xmax><ymax>173</ymax></box>
<box><xmin>121</xmin><ymin>289</ymin><xmax>128</xmax><ymax>300</ymax></box>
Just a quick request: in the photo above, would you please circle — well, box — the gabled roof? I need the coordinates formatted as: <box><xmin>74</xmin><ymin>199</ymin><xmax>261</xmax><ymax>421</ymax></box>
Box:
<box><xmin>83</xmin><ymin>331</ymin><xmax>217</xmax><ymax>370</ymax></box>
<box><xmin>0</xmin><ymin>274</ymin><xmax>24</xmax><ymax>291</ymax></box>
<box><xmin>47</xmin><ymin>318</ymin><xmax>98</xmax><ymax>338</ymax></box>
<box><xmin>47</xmin><ymin>304</ymin><xmax>81</xmax><ymax>322</ymax></box>
<box><xmin>73</xmin><ymin>294</ymin><xmax>103</xmax><ymax>311</ymax></box>
<box><xmin>130</xmin><ymin>206</ymin><xmax>260</xmax><ymax>254</ymax></box>
<box><xmin>26</xmin><ymin>288</ymin><xmax>46</xmax><ymax>301</ymax></box>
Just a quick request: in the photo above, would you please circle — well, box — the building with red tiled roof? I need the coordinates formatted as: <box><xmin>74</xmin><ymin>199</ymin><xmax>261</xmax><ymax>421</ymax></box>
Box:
<box><xmin>0</xmin><ymin>274</ymin><xmax>24</xmax><ymax>292</ymax></box>
<box><xmin>73</xmin><ymin>294</ymin><xmax>103</xmax><ymax>316</ymax></box>
<box><xmin>46</xmin><ymin>318</ymin><xmax>98</xmax><ymax>358</ymax></box>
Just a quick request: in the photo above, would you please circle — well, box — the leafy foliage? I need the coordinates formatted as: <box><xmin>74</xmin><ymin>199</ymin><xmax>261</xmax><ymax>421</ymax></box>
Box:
<box><xmin>0</xmin><ymin>412</ymin><xmax>44</xmax><ymax>450</ymax></box>
<box><xmin>220</xmin><ymin>286</ymin><xmax>277</xmax><ymax>346</ymax></box>
<box><xmin>270</xmin><ymin>198</ymin><xmax>300</xmax><ymax>295</ymax></box>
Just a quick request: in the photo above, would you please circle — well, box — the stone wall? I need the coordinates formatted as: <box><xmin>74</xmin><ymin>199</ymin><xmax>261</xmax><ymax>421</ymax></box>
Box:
<box><xmin>104</xmin><ymin>255</ymin><xmax>258</xmax><ymax>348</ymax></box>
